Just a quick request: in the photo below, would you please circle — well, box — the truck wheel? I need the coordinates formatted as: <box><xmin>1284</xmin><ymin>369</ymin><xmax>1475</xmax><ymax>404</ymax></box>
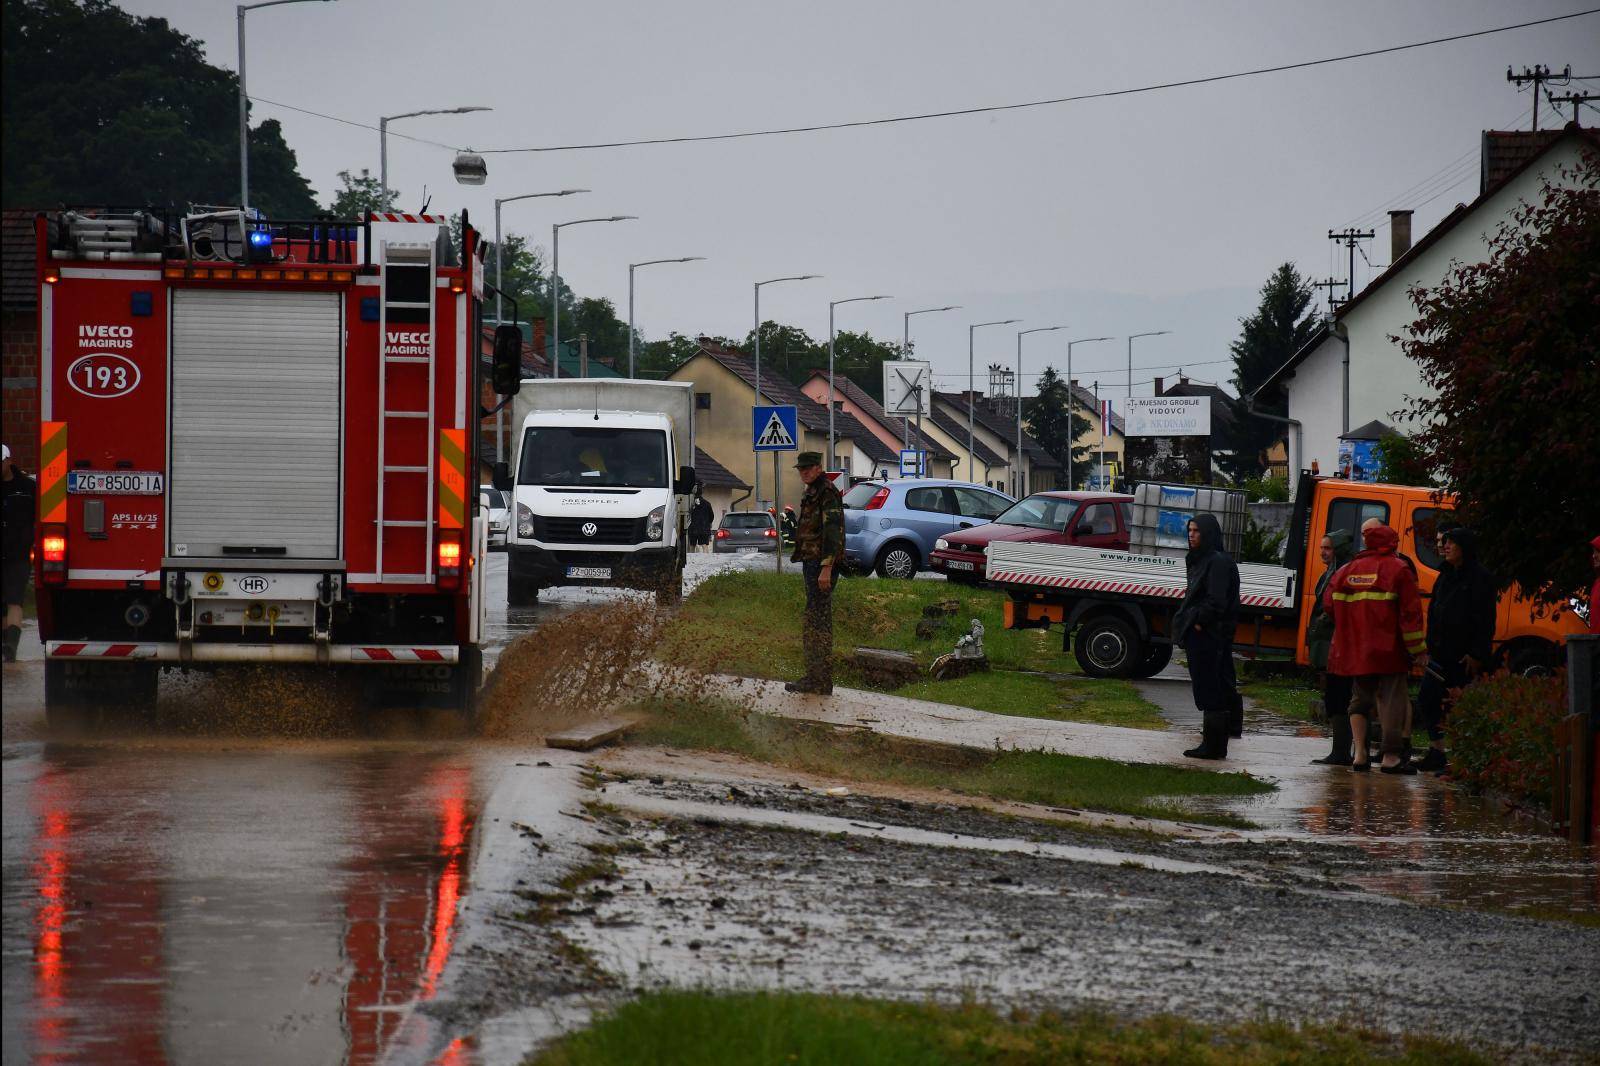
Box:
<box><xmin>876</xmin><ymin>542</ymin><xmax>919</xmax><ymax>579</ymax></box>
<box><xmin>1073</xmin><ymin>615</ymin><xmax>1141</xmax><ymax>678</ymax></box>
<box><xmin>655</xmin><ymin>571</ymin><xmax>684</xmax><ymax>607</ymax></box>
<box><xmin>1503</xmin><ymin>639</ymin><xmax>1560</xmax><ymax>678</ymax></box>
<box><xmin>508</xmin><ymin>578</ymin><xmax>540</xmax><ymax>606</ymax></box>
<box><xmin>43</xmin><ymin>660</ymin><xmax>157</xmax><ymax>733</ymax></box>
<box><xmin>44</xmin><ymin>660</ymin><xmax>98</xmax><ymax>735</ymax></box>
<box><xmin>1131</xmin><ymin>641</ymin><xmax>1173</xmax><ymax>678</ymax></box>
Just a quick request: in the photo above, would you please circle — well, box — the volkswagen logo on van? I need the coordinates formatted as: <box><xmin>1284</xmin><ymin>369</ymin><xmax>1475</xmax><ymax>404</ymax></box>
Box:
<box><xmin>581</xmin><ymin>522</ymin><xmax>598</xmax><ymax>538</ymax></box>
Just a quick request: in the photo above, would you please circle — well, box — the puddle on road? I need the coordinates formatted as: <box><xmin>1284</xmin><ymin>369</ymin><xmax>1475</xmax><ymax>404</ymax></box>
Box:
<box><xmin>3</xmin><ymin>740</ymin><xmax>484</xmax><ymax>1065</ymax></box>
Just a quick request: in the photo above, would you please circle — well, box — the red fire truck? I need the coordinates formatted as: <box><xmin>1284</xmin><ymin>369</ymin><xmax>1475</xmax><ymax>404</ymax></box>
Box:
<box><xmin>31</xmin><ymin>207</ymin><xmax>523</xmax><ymax>726</ymax></box>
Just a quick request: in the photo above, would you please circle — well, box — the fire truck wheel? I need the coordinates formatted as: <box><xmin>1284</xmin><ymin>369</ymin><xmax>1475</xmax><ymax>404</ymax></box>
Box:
<box><xmin>1131</xmin><ymin>641</ymin><xmax>1173</xmax><ymax>678</ymax></box>
<box><xmin>44</xmin><ymin>661</ymin><xmax>98</xmax><ymax>735</ymax></box>
<box><xmin>508</xmin><ymin>578</ymin><xmax>540</xmax><ymax>606</ymax></box>
<box><xmin>1073</xmin><ymin>615</ymin><xmax>1141</xmax><ymax>678</ymax></box>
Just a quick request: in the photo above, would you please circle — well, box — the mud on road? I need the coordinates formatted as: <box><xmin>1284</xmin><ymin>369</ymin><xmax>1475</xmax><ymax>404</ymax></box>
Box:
<box><xmin>534</xmin><ymin>774</ymin><xmax>1600</xmax><ymax>1064</ymax></box>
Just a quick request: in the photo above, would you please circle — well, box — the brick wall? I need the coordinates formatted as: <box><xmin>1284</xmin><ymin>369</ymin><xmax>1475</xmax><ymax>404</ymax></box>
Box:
<box><xmin>2</xmin><ymin>308</ymin><xmax>39</xmax><ymax>471</ymax></box>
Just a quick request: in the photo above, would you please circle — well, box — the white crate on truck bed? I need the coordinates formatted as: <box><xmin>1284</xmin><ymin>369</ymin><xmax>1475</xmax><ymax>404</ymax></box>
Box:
<box><xmin>1127</xmin><ymin>483</ymin><xmax>1246</xmax><ymax>560</ymax></box>
<box><xmin>986</xmin><ymin>540</ymin><xmax>1296</xmax><ymax>612</ymax></box>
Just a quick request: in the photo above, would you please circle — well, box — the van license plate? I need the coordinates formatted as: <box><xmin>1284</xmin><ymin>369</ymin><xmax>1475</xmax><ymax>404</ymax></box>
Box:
<box><xmin>566</xmin><ymin>566</ymin><xmax>612</xmax><ymax>579</ymax></box>
<box><xmin>945</xmin><ymin>559</ymin><xmax>975</xmax><ymax>571</ymax></box>
<box><xmin>68</xmin><ymin>471</ymin><xmax>164</xmax><ymax>495</ymax></box>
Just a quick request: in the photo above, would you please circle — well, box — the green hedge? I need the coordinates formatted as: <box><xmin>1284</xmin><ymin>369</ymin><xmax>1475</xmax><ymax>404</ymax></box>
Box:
<box><xmin>1446</xmin><ymin>671</ymin><xmax>1567</xmax><ymax>808</ymax></box>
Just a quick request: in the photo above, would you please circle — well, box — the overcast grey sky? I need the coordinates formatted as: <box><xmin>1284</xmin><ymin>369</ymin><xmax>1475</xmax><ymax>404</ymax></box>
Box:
<box><xmin>124</xmin><ymin>0</ymin><xmax>1599</xmax><ymax>400</ymax></box>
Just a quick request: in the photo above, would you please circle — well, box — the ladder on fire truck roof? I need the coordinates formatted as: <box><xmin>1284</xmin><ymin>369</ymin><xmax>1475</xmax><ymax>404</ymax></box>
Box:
<box><xmin>376</xmin><ymin>238</ymin><xmax>437</xmax><ymax>583</ymax></box>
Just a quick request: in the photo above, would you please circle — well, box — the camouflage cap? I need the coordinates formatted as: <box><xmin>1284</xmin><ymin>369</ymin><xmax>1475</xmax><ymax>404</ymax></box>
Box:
<box><xmin>793</xmin><ymin>451</ymin><xmax>824</xmax><ymax>468</ymax></box>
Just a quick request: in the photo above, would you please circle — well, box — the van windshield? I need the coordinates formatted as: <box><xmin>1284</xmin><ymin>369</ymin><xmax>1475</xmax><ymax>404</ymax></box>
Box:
<box><xmin>518</xmin><ymin>427</ymin><xmax>668</xmax><ymax>489</ymax></box>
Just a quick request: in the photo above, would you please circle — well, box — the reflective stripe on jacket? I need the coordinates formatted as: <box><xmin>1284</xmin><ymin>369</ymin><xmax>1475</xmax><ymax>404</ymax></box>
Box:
<box><xmin>1323</xmin><ymin>524</ymin><xmax>1425</xmax><ymax>676</ymax></box>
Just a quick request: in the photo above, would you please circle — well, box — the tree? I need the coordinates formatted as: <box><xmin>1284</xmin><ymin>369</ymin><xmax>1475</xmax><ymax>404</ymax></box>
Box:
<box><xmin>1026</xmin><ymin>366</ymin><xmax>1093</xmax><ymax>482</ymax></box>
<box><xmin>328</xmin><ymin>169</ymin><xmax>397</xmax><ymax>218</ymax></box>
<box><xmin>1223</xmin><ymin>263</ymin><xmax>1319</xmax><ymax>480</ymax></box>
<box><xmin>1397</xmin><ymin>154</ymin><xmax>1600</xmax><ymax>607</ymax></box>
<box><xmin>819</xmin><ymin>330</ymin><xmax>906</xmax><ymax>401</ymax></box>
<box><xmin>3</xmin><ymin>0</ymin><xmax>318</xmax><ymax>215</ymax></box>
<box><xmin>742</xmin><ymin>321</ymin><xmax>820</xmax><ymax>384</ymax></box>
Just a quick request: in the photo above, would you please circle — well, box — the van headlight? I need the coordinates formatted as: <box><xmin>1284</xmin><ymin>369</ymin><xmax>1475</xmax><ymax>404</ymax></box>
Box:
<box><xmin>517</xmin><ymin>502</ymin><xmax>534</xmax><ymax>538</ymax></box>
<box><xmin>935</xmin><ymin>538</ymin><xmax>949</xmax><ymax>551</ymax></box>
<box><xmin>646</xmin><ymin>505</ymin><xmax>665</xmax><ymax>541</ymax></box>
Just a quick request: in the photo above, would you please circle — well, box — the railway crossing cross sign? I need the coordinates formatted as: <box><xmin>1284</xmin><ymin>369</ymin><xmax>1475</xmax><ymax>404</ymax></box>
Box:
<box><xmin>752</xmin><ymin>404</ymin><xmax>799</xmax><ymax>451</ymax></box>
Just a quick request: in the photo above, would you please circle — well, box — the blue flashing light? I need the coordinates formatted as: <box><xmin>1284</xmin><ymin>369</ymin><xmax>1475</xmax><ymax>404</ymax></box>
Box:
<box><xmin>248</xmin><ymin>229</ymin><xmax>273</xmax><ymax>248</ymax></box>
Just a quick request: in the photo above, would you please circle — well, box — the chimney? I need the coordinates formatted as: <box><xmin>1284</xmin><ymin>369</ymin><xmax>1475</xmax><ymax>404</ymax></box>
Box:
<box><xmin>578</xmin><ymin>333</ymin><xmax>589</xmax><ymax>377</ymax></box>
<box><xmin>1389</xmin><ymin>210</ymin><xmax>1414</xmax><ymax>261</ymax></box>
<box><xmin>1153</xmin><ymin>376</ymin><xmax>1164</xmax><ymax>395</ymax></box>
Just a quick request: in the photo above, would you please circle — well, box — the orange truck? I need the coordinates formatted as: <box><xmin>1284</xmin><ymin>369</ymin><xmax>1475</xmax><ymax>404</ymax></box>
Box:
<box><xmin>989</xmin><ymin>474</ymin><xmax>1582</xmax><ymax>678</ymax></box>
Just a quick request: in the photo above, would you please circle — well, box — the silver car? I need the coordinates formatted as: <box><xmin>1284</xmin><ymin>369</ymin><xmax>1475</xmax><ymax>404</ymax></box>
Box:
<box><xmin>480</xmin><ymin>487</ymin><xmax>511</xmax><ymax>548</ymax></box>
<box><xmin>713</xmin><ymin>510</ymin><xmax>779</xmax><ymax>553</ymax></box>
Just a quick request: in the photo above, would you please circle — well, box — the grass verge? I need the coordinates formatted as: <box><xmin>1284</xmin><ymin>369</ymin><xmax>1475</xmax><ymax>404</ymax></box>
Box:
<box><xmin>628</xmin><ymin>697</ymin><xmax>1270</xmax><ymax>827</ymax></box>
<box><xmin>657</xmin><ymin>571</ymin><xmax>1164</xmax><ymax>729</ymax></box>
<box><xmin>529</xmin><ymin>990</ymin><xmax>1489</xmax><ymax>1066</ymax></box>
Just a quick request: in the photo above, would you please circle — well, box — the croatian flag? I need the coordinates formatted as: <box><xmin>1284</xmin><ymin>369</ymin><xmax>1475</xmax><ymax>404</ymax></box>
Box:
<box><xmin>1100</xmin><ymin>399</ymin><xmax>1113</xmax><ymax>437</ymax></box>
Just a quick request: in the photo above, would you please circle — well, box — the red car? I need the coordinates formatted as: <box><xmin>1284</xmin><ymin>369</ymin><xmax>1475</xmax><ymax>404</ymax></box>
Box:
<box><xmin>929</xmin><ymin>491</ymin><xmax>1133</xmax><ymax>583</ymax></box>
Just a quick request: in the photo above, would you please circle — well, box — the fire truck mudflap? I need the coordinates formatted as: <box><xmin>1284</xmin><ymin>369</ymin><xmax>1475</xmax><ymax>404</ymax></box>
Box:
<box><xmin>33</xmin><ymin>208</ymin><xmax>513</xmax><ymax>727</ymax></box>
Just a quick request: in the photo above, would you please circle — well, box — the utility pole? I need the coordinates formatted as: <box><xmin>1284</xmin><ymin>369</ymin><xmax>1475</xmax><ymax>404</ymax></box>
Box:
<box><xmin>1312</xmin><ymin>276</ymin><xmax>1344</xmax><ymax>314</ymax></box>
<box><xmin>1328</xmin><ymin>229</ymin><xmax>1375</xmax><ymax>304</ymax></box>
<box><xmin>1506</xmin><ymin>65</ymin><xmax>1570</xmax><ymax>131</ymax></box>
<box><xmin>1547</xmin><ymin>90</ymin><xmax>1596</xmax><ymax>126</ymax></box>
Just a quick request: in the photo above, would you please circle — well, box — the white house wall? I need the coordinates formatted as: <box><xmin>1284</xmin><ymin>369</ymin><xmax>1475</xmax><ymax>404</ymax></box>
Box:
<box><xmin>1284</xmin><ymin>333</ymin><xmax>1345</xmax><ymax>479</ymax></box>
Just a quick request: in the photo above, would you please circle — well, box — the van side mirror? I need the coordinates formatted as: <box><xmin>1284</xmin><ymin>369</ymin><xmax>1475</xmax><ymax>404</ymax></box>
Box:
<box><xmin>674</xmin><ymin>465</ymin><xmax>697</xmax><ymax>495</ymax></box>
<box><xmin>492</xmin><ymin>324</ymin><xmax>523</xmax><ymax>396</ymax></box>
<box><xmin>492</xmin><ymin>461</ymin><xmax>512</xmax><ymax>492</ymax></box>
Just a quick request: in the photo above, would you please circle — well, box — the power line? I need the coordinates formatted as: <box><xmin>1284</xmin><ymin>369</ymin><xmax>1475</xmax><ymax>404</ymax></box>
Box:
<box><xmin>475</xmin><ymin>10</ymin><xmax>1597</xmax><ymax>154</ymax></box>
<box><xmin>249</xmin><ymin>95</ymin><xmax>464</xmax><ymax>152</ymax></box>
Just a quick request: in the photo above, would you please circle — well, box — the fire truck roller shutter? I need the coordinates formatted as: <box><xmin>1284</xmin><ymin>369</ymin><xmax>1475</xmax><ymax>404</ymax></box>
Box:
<box><xmin>170</xmin><ymin>290</ymin><xmax>342</xmax><ymax>559</ymax></box>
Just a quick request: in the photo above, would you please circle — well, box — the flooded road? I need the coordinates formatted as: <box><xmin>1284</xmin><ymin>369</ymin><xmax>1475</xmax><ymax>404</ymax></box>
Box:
<box><xmin>0</xmin><ymin>553</ymin><xmax>763</xmax><ymax>1064</ymax></box>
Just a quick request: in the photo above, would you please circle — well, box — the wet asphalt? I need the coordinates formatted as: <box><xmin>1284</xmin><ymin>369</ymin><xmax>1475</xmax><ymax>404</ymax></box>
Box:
<box><xmin>3</xmin><ymin>550</ymin><xmax>1598</xmax><ymax>1064</ymax></box>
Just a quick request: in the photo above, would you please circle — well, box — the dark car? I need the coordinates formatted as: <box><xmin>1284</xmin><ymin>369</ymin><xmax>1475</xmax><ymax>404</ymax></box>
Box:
<box><xmin>713</xmin><ymin>510</ymin><xmax>780</xmax><ymax>553</ymax></box>
<box><xmin>928</xmin><ymin>491</ymin><xmax>1133</xmax><ymax>582</ymax></box>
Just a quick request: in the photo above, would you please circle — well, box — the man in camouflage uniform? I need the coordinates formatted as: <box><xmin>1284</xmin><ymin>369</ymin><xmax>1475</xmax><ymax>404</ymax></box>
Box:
<box><xmin>787</xmin><ymin>452</ymin><xmax>844</xmax><ymax>695</ymax></box>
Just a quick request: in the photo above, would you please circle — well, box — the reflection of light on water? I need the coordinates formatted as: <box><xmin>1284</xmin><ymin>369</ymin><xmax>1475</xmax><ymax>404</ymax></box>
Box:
<box><xmin>34</xmin><ymin>806</ymin><xmax>69</xmax><ymax>1063</ymax></box>
<box><xmin>422</xmin><ymin>771</ymin><xmax>470</xmax><ymax>1000</ymax></box>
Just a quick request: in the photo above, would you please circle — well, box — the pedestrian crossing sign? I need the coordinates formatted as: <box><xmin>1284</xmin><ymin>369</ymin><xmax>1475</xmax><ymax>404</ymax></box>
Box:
<box><xmin>752</xmin><ymin>404</ymin><xmax>799</xmax><ymax>451</ymax></box>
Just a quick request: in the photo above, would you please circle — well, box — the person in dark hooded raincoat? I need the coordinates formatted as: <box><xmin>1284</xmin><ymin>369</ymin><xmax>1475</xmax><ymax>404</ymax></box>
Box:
<box><xmin>1413</xmin><ymin>526</ymin><xmax>1497</xmax><ymax>772</ymax></box>
<box><xmin>1307</xmin><ymin>528</ymin><xmax>1355</xmax><ymax>764</ymax></box>
<box><xmin>1173</xmin><ymin>514</ymin><xmax>1240</xmax><ymax>760</ymax></box>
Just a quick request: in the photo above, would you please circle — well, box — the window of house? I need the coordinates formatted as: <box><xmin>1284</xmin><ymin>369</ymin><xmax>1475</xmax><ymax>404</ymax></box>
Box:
<box><xmin>695</xmin><ymin>392</ymin><xmax>711</xmax><ymax>410</ymax></box>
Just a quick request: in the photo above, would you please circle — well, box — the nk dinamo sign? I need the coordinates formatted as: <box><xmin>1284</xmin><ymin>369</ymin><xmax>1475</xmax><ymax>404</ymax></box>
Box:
<box><xmin>1124</xmin><ymin>396</ymin><xmax>1211</xmax><ymax>437</ymax></box>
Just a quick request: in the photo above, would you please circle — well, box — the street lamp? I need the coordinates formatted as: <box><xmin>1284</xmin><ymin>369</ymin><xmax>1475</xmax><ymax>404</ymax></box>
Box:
<box><xmin>1126</xmin><ymin>330</ymin><xmax>1171</xmax><ymax>402</ymax></box>
<box><xmin>237</xmin><ymin>0</ymin><xmax>334</xmax><ymax>210</ymax></box>
<box><xmin>629</xmin><ymin>258</ymin><xmax>705</xmax><ymax>378</ymax></box>
<box><xmin>1014</xmin><ymin>325</ymin><xmax>1068</xmax><ymax>497</ymax></box>
<box><xmin>752</xmin><ymin>274</ymin><xmax>820</xmax><ymax>506</ymax></box>
<box><xmin>379</xmin><ymin>106</ymin><xmax>492</xmax><ymax>211</ymax></box>
<box><xmin>1065</xmin><ymin>336</ymin><xmax>1112</xmax><ymax>488</ymax></box>
<box><xmin>968</xmin><ymin>319</ymin><xmax>1020</xmax><ymax>486</ymax></box>
<box><xmin>494</xmin><ymin>190</ymin><xmax>588</xmax><ymax>323</ymax></box>
<box><xmin>551</xmin><ymin>216</ymin><xmax>637</xmax><ymax>377</ymax></box>
<box><xmin>828</xmin><ymin>295</ymin><xmax>892</xmax><ymax>469</ymax></box>
<box><xmin>902</xmin><ymin>305</ymin><xmax>959</xmax><ymax>453</ymax></box>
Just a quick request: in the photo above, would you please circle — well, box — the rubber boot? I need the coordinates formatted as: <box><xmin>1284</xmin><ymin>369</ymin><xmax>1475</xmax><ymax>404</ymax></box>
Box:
<box><xmin>1</xmin><ymin>625</ymin><xmax>19</xmax><ymax>663</ymax></box>
<box><xmin>1184</xmin><ymin>712</ymin><xmax>1230</xmax><ymax>760</ymax></box>
<box><xmin>1227</xmin><ymin>693</ymin><xmax>1244</xmax><ymax>739</ymax></box>
<box><xmin>1312</xmin><ymin>712</ymin><xmax>1354</xmax><ymax>765</ymax></box>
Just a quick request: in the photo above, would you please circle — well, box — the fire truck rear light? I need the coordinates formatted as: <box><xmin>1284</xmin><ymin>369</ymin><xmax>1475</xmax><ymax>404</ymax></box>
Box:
<box><xmin>211</xmin><ymin>268</ymin><xmax>234</xmax><ymax>279</ymax></box>
<box><xmin>307</xmin><ymin>270</ymin><xmax>328</xmax><ymax>281</ymax></box>
<box><xmin>437</xmin><ymin>534</ymin><xmax>462</xmax><ymax>589</ymax></box>
<box><xmin>236</xmin><ymin>268</ymin><xmax>258</xmax><ymax>279</ymax></box>
<box><xmin>331</xmin><ymin>270</ymin><xmax>353</xmax><ymax>282</ymax></box>
<box><xmin>448</xmin><ymin>277</ymin><xmax>466</xmax><ymax>294</ymax></box>
<box><xmin>41</xmin><ymin>524</ymin><xmax>67</xmax><ymax>584</ymax></box>
<box><xmin>282</xmin><ymin>269</ymin><xmax>305</xmax><ymax>280</ymax></box>
<box><xmin>192</xmin><ymin>268</ymin><xmax>210</xmax><ymax>279</ymax></box>
<box><xmin>43</xmin><ymin>270</ymin><xmax>60</xmax><ymax>284</ymax></box>
<box><xmin>164</xmin><ymin>267</ymin><xmax>185</xmax><ymax>279</ymax></box>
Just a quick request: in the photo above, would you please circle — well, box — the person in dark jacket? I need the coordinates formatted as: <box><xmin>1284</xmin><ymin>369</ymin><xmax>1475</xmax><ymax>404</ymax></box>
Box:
<box><xmin>688</xmin><ymin>496</ymin><xmax>714</xmax><ymax>552</ymax></box>
<box><xmin>2</xmin><ymin>444</ymin><xmax>37</xmax><ymax>663</ymax></box>
<box><xmin>1307</xmin><ymin>528</ymin><xmax>1355</xmax><ymax>764</ymax></box>
<box><xmin>1413</xmin><ymin>526</ymin><xmax>1497</xmax><ymax>772</ymax></box>
<box><xmin>1175</xmin><ymin>514</ymin><xmax>1240</xmax><ymax>760</ymax></box>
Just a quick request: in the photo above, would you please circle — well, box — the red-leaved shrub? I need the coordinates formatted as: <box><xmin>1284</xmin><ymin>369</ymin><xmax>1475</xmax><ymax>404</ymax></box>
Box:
<box><xmin>1446</xmin><ymin>671</ymin><xmax>1567</xmax><ymax>808</ymax></box>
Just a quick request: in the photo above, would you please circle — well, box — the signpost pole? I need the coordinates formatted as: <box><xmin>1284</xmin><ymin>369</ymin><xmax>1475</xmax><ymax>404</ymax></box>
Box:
<box><xmin>774</xmin><ymin>452</ymin><xmax>782</xmax><ymax>574</ymax></box>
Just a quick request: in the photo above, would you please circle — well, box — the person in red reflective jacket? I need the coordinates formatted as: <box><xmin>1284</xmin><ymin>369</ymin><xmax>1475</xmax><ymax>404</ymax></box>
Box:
<box><xmin>1324</xmin><ymin>523</ymin><xmax>1427</xmax><ymax>773</ymax></box>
